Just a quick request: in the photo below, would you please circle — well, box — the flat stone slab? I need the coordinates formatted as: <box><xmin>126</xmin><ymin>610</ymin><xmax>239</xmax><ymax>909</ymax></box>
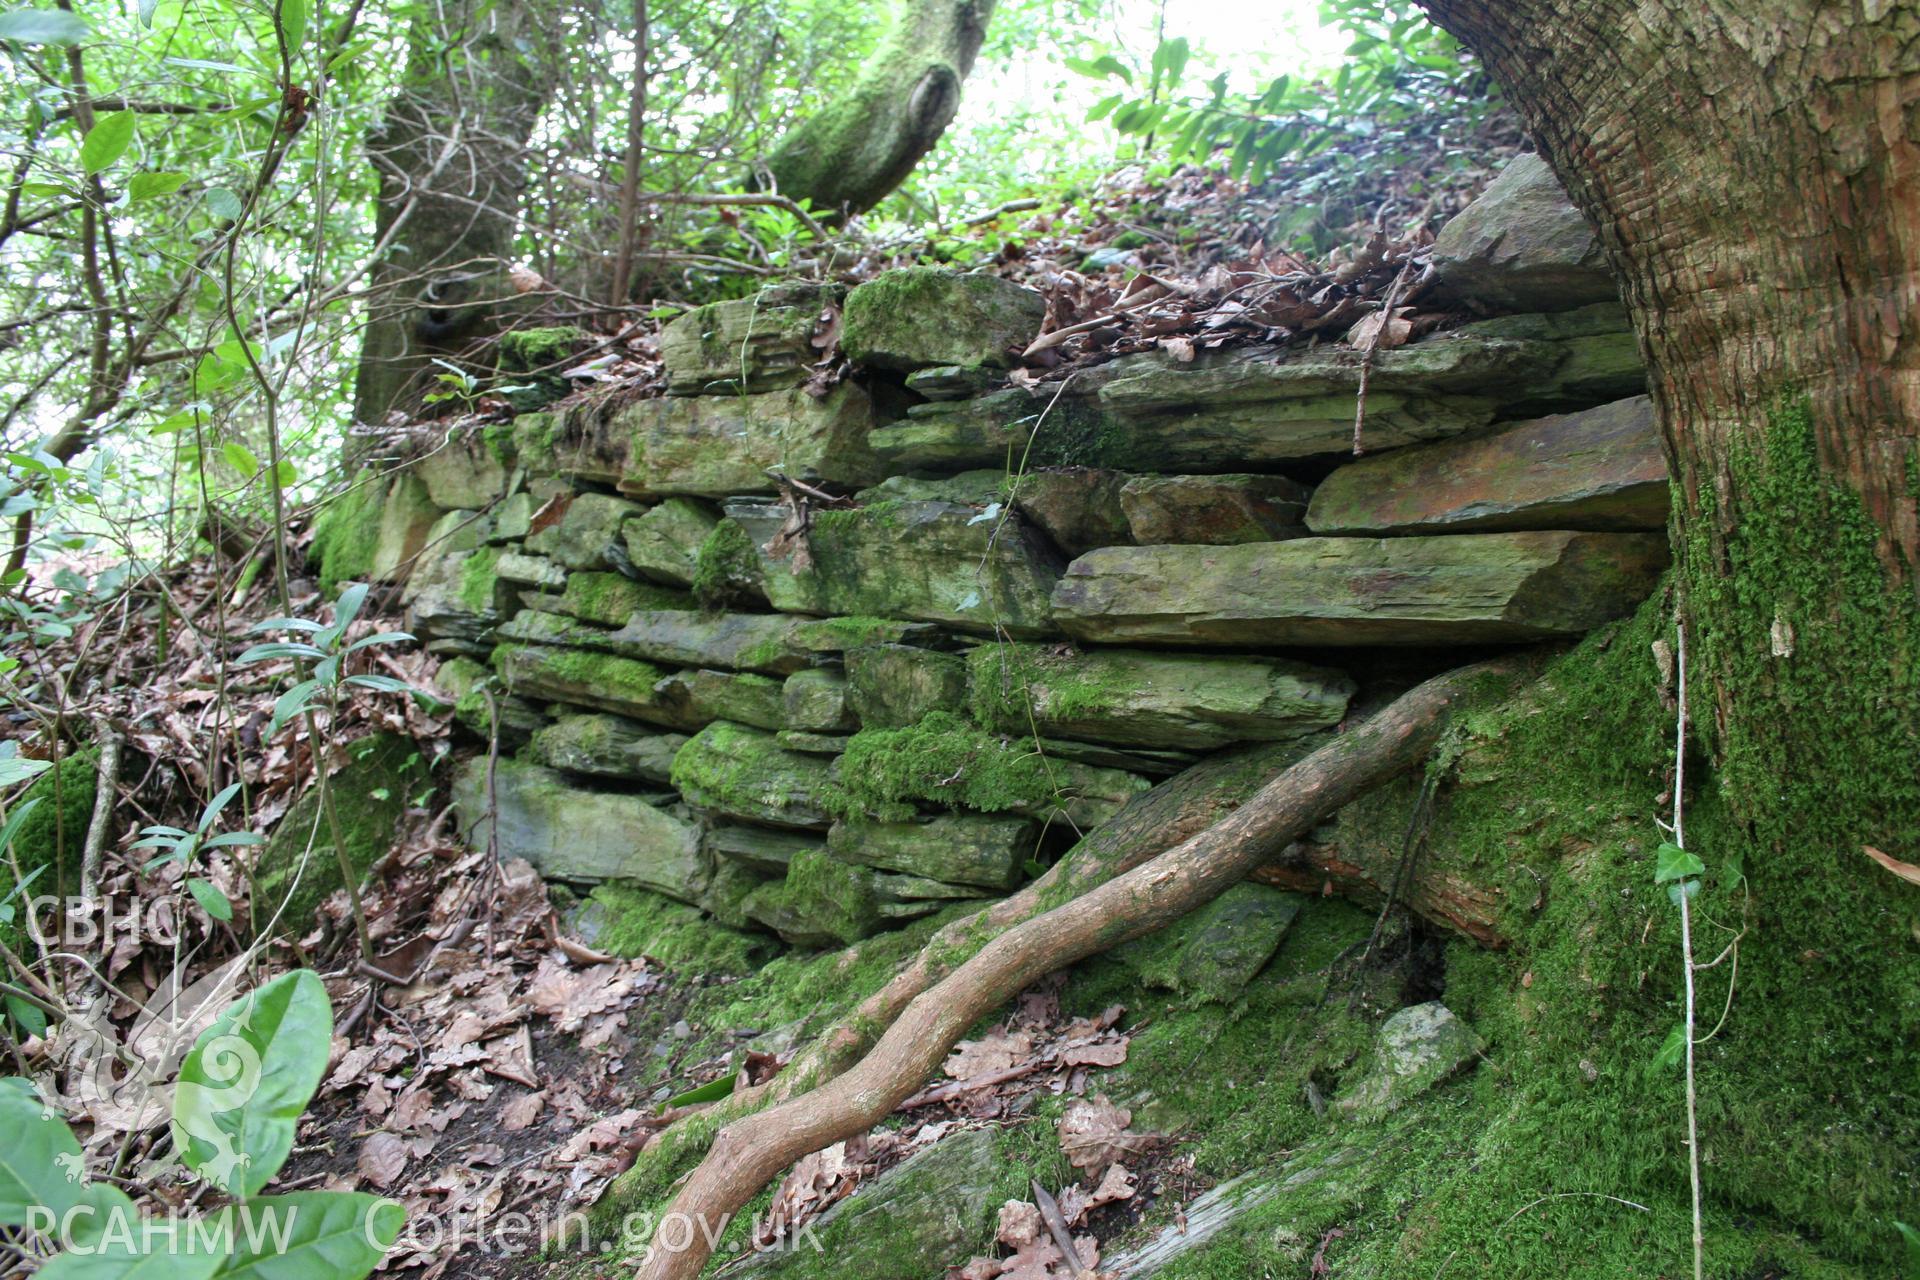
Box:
<box><xmin>1011</xmin><ymin>467</ymin><xmax>1132</xmax><ymax>557</ymax></box>
<box><xmin>1052</xmin><ymin>532</ymin><xmax>1668</xmax><ymax>647</ymax></box>
<box><xmin>968</xmin><ymin>643</ymin><xmax>1352</xmax><ymax>750</ymax></box>
<box><xmin>495</xmin><ymin>642</ymin><xmax>768</xmax><ymax>734</ymax></box>
<box><xmin>782</xmin><ymin>668</ymin><xmax>856</xmax><ymax>732</ymax></box>
<box><xmin>615</xmin><ymin>381</ymin><xmax>881</xmax><ymax>498</ymax></box>
<box><xmin>659</xmin><ymin>283</ymin><xmax>840</xmax><ymax>395</ymax></box>
<box><xmin>1120</xmin><ymin>473</ymin><xmax>1311</xmax><ymax>545</ymax></box>
<box><xmin>1335</xmin><ymin>1001</ymin><xmax>1484</xmax><ymax>1119</ymax></box>
<box><xmin>1431</xmin><ymin>152</ymin><xmax>1617</xmax><ymax>312</ymax></box>
<box><xmin>526</xmin><ymin>714</ymin><xmax>685</xmax><ymax>784</ymax></box>
<box><xmin>671</xmin><ymin>721</ymin><xmax>837</xmax><ymax>829</ymax></box>
<box><xmin>1307</xmin><ymin>396</ymin><xmax>1667</xmax><ymax>535</ymax></box>
<box><xmin>603</xmin><ymin>609</ymin><xmax>813</xmax><ymax>675</ymax></box>
<box><xmin>524</xmin><ymin>492</ymin><xmax>644</xmax><ymax>571</ymax></box>
<box><xmin>519</xmin><ymin>571</ymin><xmax>695</xmax><ymax>625</ymax></box>
<box><xmin>723</xmin><ymin>494</ymin><xmax>1064</xmax><ymax>638</ymax></box>
<box><xmin>827</xmin><ymin>813</ymin><xmax>1034</xmax><ymax>889</ymax></box>
<box><xmin>841</xmin><ymin>267</ymin><xmax>1045</xmax><ymax>371</ymax></box>
<box><xmin>451</xmin><ymin>758</ymin><xmax>708</xmax><ymax>898</ymax></box>
<box><xmin>650</xmin><ymin>668</ymin><xmax>785</xmax><ymax>732</ymax></box>
<box><xmin>846</xmin><ymin>643</ymin><xmax>969</xmax><ymax>728</ymax></box>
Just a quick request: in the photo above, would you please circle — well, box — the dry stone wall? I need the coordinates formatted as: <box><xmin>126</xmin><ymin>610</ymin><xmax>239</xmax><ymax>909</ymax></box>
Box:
<box><xmin>372</xmin><ymin>155</ymin><xmax>1666</xmax><ymax>951</ymax></box>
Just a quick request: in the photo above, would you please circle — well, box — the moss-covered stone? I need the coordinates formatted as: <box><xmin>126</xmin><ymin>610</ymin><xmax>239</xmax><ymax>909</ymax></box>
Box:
<box><xmin>1009</xmin><ymin>466</ymin><xmax>1133</xmax><ymax>558</ymax></box>
<box><xmin>367</xmin><ymin>472</ymin><xmax>442</xmax><ymax>582</ymax></box>
<box><xmin>785</xmin><ymin>616</ymin><xmax>955</xmax><ymax>653</ymax></box>
<box><xmin>1120</xmin><ymin>472</ymin><xmax>1311</xmax><ymax>545</ymax></box>
<box><xmin>967</xmin><ymin>643</ymin><xmax>1352</xmax><ymax>750</ymax></box>
<box><xmin>526</xmin><ymin>714</ymin><xmax>685</xmax><ymax>784</ymax></box>
<box><xmin>1306</xmin><ymin>396</ymin><xmax>1666</xmax><ymax>535</ymax></box>
<box><xmin>524</xmin><ymin>492</ymin><xmax>645</xmax><ymax>571</ymax></box>
<box><xmin>0</xmin><ymin>750</ymin><xmax>95</xmax><ymax>956</ymax></box>
<box><xmin>723</xmin><ymin>490</ymin><xmax>1063</xmax><ymax>637</ymax></box>
<box><xmin>488</xmin><ymin>491</ymin><xmax>536</xmax><ymax>544</ymax></box>
<box><xmin>616</xmin><ymin>382</ymin><xmax>880</xmax><ymax>499</ymax></box>
<box><xmin>256</xmin><ymin>734</ymin><xmax>425</xmax><ymax>933</ymax></box>
<box><xmin>433</xmin><ymin>654</ymin><xmax>545</xmax><ymax>746</ymax></box>
<box><xmin>604</xmin><ymin>610</ymin><xmax>811</xmax><ymax>675</ymax></box>
<box><xmin>689</xmin><ymin>519</ymin><xmax>768</xmax><ymax>609</ymax></box>
<box><xmin>840</xmin><ymin>268</ymin><xmax>1046</xmax><ymax>371</ymax></box>
<box><xmin>705</xmin><ymin>824</ymin><xmax>824</xmax><ymax>876</ymax></box>
<box><xmin>1112</xmin><ymin>882</ymin><xmax>1304</xmax><ymax>1002</ymax></box>
<box><xmin>781</xmin><ymin>668</ymin><xmax>856</xmax><ymax>732</ymax></box>
<box><xmin>415</xmin><ymin>433</ymin><xmax>508</xmax><ymax>510</ymax></box>
<box><xmin>658</xmin><ymin>284</ymin><xmax>841</xmax><ymax>396</ymax></box>
<box><xmin>309</xmin><ymin>478</ymin><xmax>388</xmax><ymax>594</ymax></box>
<box><xmin>670</xmin><ymin>721</ymin><xmax>837</xmax><ymax>830</ymax></box>
<box><xmin>650</xmin><ymin>668</ymin><xmax>785</xmax><ymax>732</ymax></box>
<box><xmin>1333</xmin><ymin>1002</ymin><xmax>1484</xmax><ymax>1120</ymax></box>
<box><xmin>493</xmin><ymin>550</ymin><xmax>566</xmax><ymax>590</ymax></box>
<box><xmin>1052</xmin><ymin>532</ymin><xmax>1668</xmax><ymax>648</ymax></box>
<box><xmin>497</xmin><ymin>325</ymin><xmax>584</xmax><ymax>373</ymax></box>
<box><xmin>523</xmin><ymin>572</ymin><xmax>695</xmax><ymax>626</ymax></box>
<box><xmin>740</xmin><ymin>847</ymin><xmax>963</xmax><ymax>947</ymax></box>
<box><xmin>400</xmin><ymin>512</ymin><xmax>501</xmax><ymax>652</ymax></box>
<box><xmin>567</xmin><ymin>880</ymin><xmax>775</xmax><ymax>973</ymax></box>
<box><xmin>869</xmin><ymin>387</ymin><xmax>1125</xmax><ymax>473</ymax></box>
<box><xmin>620</xmin><ymin>497</ymin><xmax>720</xmax><ymax>586</ymax></box>
<box><xmin>451</xmin><ymin>757</ymin><xmax>708</xmax><ymax>895</ymax></box>
<box><xmin>826</xmin><ymin>812</ymin><xmax>1033</xmax><ymax>890</ymax></box>
<box><xmin>844</xmin><ymin>643</ymin><xmax>968</xmax><ymax>728</ymax></box>
<box><xmin>492</xmin><ymin>643</ymin><xmax>671</xmax><ymax>723</ymax></box>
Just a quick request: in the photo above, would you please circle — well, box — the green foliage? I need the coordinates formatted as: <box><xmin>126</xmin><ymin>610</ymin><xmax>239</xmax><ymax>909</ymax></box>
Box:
<box><xmin>0</xmin><ymin>975</ymin><xmax>403</xmax><ymax>1277</ymax></box>
<box><xmin>239</xmin><ymin>581</ymin><xmax>418</xmax><ymax>736</ymax></box>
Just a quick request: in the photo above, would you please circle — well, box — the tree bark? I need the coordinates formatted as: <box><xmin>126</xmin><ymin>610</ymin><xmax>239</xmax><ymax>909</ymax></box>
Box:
<box><xmin>350</xmin><ymin>0</ymin><xmax>560</xmax><ymax>428</ymax></box>
<box><xmin>1417</xmin><ymin>0</ymin><xmax>1920</xmax><ymax>862</ymax></box>
<box><xmin>763</xmin><ymin>0</ymin><xmax>995</xmax><ymax>216</ymax></box>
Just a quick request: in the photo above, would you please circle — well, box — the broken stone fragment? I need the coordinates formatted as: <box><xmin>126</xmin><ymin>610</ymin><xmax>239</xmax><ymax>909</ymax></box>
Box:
<box><xmin>827</xmin><ymin>813</ymin><xmax>1035</xmax><ymax>890</ymax></box>
<box><xmin>904</xmin><ymin>363</ymin><xmax>999</xmax><ymax>400</ymax></box>
<box><xmin>488</xmin><ymin>491</ymin><xmax>535</xmax><ymax>544</ymax></box>
<box><xmin>1431</xmin><ymin>152</ymin><xmax>1617</xmax><ymax>313</ymax></box>
<box><xmin>620</xmin><ymin>497</ymin><xmax>720</xmax><ymax>585</ymax></box>
<box><xmin>670</xmin><ymin>721</ymin><xmax>837</xmax><ymax>829</ymax></box>
<box><xmin>1114</xmin><ymin>882</ymin><xmax>1304</xmax><ymax>1001</ymax></box>
<box><xmin>526</xmin><ymin>713</ymin><xmax>685</xmax><ymax>784</ymax></box>
<box><xmin>785</xmin><ymin>616</ymin><xmax>958</xmax><ymax>654</ymax></box>
<box><xmin>782</xmin><ymin>668</ymin><xmax>857</xmax><ymax>732</ymax></box>
<box><xmin>1051</xmin><ymin>532</ymin><xmax>1668</xmax><ymax>647</ymax></box>
<box><xmin>845</xmin><ymin>643</ymin><xmax>969</xmax><ymax>728</ymax></box>
<box><xmin>721</xmin><ymin>492</ymin><xmax>1063</xmax><ymax>638</ymax></box>
<box><xmin>603</xmin><ymin>609</ymin><xmax>813</xmax><ymax>675</ymax></box>
<box><xmin>524</xmin><ymin>491</ymin><xmax>644</xmax><ymax>571</ymax></box>
<box><xmin>658</xmin><ymin>283</ymin><xmax>842</xmax><ymax>396</ymax></box>
<box><xmin>1119</xmin><ymin>473</ymin><xmax>1311</xmax><ymax>545</ymax></box>
<box><xmin>451</xmin><ymin>757</ymin><xmax>709</xmax><ymax>899</ymax></box>
<box><xmin>841</xmin><ymin>267</ymin><xmax>1047</xmax><ymax>371</ymax></box>
<box><xmin>1307</xmin><ymin>396</ymin><xmax>1667</xmax><ymax>535</ymax></box>
<box><xmin>1011</xmin><ymin>467</ymin><xmax>1132</xmax><ymax>558</ymax></box>
<box><xmin>775</xmin><ymin>729</ymin><xmax>853</xmax><ymax>755</ymax></box>
<box><xmin>1334</xmin><ymin>1001</ymin><xmax>1484</xmax><ymax>1119</ymax></box>
<box><xmin>967</xmin><ymin>643</ymin><xmax>1352</xmax><ymax>750</ymax></box>
<box><xmin>615</xmin><ymin>381</ymin><xmax>881</xmax><ymax>498</ymax></box>
<box><xmin>493</xmin><ymin>550</ymin><xmax>566</xmax><ymax>590</ymax></box>
<box><xmin>511</xmin><ymin>398</ymin><xmax>630</xmax><ymax>485</ymax></box>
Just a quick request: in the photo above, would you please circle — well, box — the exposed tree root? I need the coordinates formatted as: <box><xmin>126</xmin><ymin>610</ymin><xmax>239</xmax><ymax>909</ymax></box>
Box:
<box><xmin>631</xmin><ymin>661</ymin><xmax>1511</xmax><ymax>1279</ymax></box>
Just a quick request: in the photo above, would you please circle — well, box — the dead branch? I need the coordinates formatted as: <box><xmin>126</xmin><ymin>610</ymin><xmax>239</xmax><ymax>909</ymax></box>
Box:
<box><xmin>631</xmin><ymin>661</ymin><xmax>1512</xmax><ymax>1280</ymax></box>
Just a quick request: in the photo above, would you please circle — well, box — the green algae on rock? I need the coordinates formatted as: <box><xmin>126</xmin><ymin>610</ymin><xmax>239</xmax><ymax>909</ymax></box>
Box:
<box><xmin>671</xmin><ymin>721</ymin><xmax>837</xmax><ymax>829</ymax></box>
<box><xmin>617</xmin><ymin>381</ymin><xmax>880</xmax><ymax>498</ymax></box>
<box><xmin>620</xmin><ymin>497</ymin><xmax>720</xmax><ymax>585</ymax></box>
<box><xmin>257</xmin><ymin>734</ymin><xmax>425</xmax><ymax>932</ymax></box>
<box><xmin>845</xmin><ymin>642</ymin><xmax>968</xmax><ymax>728</ymax></box>
<box><xmin>526</xmin><ymin>713</ymin><xmax>686</xmax><ymax>784</ymax></box>
<box><xmin>659</xmin><ymin>284</ymin><xmax>842</xmax><ymax>396</ymax></box>
<box><xmin>826</xmin><ymin>812</ymin><xmax>1034</xmax><ymax>890</ymax></box>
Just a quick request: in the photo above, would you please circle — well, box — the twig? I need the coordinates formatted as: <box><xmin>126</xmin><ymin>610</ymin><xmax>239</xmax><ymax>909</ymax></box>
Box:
<box><xmin>1030</xmin><ymin>1179</ymin><xmax>1085</xmax><ymax>1272</ymax></box>
<box><xmin>78</xmin><ymin>715</ymin><xmax>121</xmax><ymax>903</ymax></box>
<box><xmin>1672</xmin><ymin>619</ymin><xmax>1705</xmax><ymax>1280</ymax></box>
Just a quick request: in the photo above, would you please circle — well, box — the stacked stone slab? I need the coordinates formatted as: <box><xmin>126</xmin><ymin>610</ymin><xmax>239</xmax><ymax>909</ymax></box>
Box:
<box><xmin>363</xmin><ymin>153</ymin><xmax>1666</xmax><ymax>953</ymax></box>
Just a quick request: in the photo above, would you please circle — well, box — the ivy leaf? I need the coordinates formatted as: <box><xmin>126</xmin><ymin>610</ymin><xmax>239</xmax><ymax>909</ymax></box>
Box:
<box><xmin>172</xmin><ymin>970</ymin><xmax>332</xmax><ymax>1198</ymax></box>
<box><xmin>128</xmin><ymin>171</ymin><xmax>188</xmax><ymax>201</ymax></box>
<box><xmin>0</xmin><ymin>9</ymin><xmax>90</xmax><ymax>45</ymax></box>
<box><xmin>1649</xmin><ymin>1024</ymin><xmax>1685</xmax><ymax>1073</ymax></box>
<box><xmin>222</xmin><ymin>442</ymin><xmax>260</xmax><ymax>480</ymax></box>
<box><xmin>275</xmin><ymin>0</ymin><xmax>309</xmax><ymax>50</ymax></box>
<box><xmin>186</xmin><ymin>879</ymin><xmax>233</xmax><ymax>922</ymax></box>
<box><xmin>1652</xmin><ymin>842</ymin><xmax>1704</xmax><ymax>885</ymax></box>
<box><xmin>80</xmin><ymin>111</ymin><xmax>135</xmax><ymax>175</ymax></box>
<box><xmin>205</xmin><ymin>1191</ymin><xmax>403</xmax><ymax>1279</ymax></box>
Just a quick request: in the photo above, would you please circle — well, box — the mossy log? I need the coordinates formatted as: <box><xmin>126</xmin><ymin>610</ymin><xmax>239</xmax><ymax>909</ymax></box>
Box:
<box><xmin>621</xmin><ymin>661</ymin><xmax>1515</xmax><ymax>1278</ymax></box>
<box><xmin>763</xmin><ymin>0</ymin><xmax>995</xmax><ymax>216</ymax></box>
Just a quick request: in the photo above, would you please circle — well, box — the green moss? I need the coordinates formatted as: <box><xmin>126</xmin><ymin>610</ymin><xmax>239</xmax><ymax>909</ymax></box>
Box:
<box><xmin>455</xmin><ymin>544</ymin><xmax>501</xmax><ymax>613</ymax></box>
<box><xmin>480</xmin><ymin>418</ymin><xmax>519</xmax><ymax>467</ymax></box>
<box><xmin>827</xmin><ymin>710</ymin><xmax>1062</xmax><ymax>820</ymax></box>
<box><xmin>812</xmin><ymin>497</ymin><xmax>903</xmax><ymax>536</ymax></box>
<box><xmin>690</xmin><ymin>519</ymin><xmax>762</xmax><ymax>609</ymax></box>
<box><xmin>966</xmin><ymin>642</ymin><xmax>1139</xmax><ymax>734</ymax></box>
<box><xmin>497</xmin><ymin>644</ymin><xmax>667</xmax><ymax>708</ymax></box>
<box><xmin>308</xmin><ymin>479</ymin><xmax>386</xmax><ymax>595</ymax></box>
<box><xmin>577</xmin><ymin>881</ymin><xmax>773</xmax><ymax>974</ymax></box>
<box><xmin>558</xmin><ymin>571</ymin><xmax>693</xmax><ymax>624</ymax></box>
<box><xmin>1</xmin><ymin>750</ymin><xmax>96</xmax><ymax>956</ymax></box>
<box><xmin>497</xmin><ymin>325</ymin><xmax>584</xmax><ymax>373</ymax></box>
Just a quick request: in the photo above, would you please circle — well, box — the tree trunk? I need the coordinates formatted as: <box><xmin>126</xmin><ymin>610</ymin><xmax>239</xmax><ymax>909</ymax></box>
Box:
<box><xmin>1417</xmin><ymin>0</ymin><xmax>1920</xmax><ymax>889</ymax></box>
<box><xmin>763</xmin><ymin>0</ymin><xmax>995</xmax><ymax>217</ymax></box>
<box><xmin>351</xmin><ymin>0</ymin><xmax>560</xmax><ymax>427</ymax></box>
